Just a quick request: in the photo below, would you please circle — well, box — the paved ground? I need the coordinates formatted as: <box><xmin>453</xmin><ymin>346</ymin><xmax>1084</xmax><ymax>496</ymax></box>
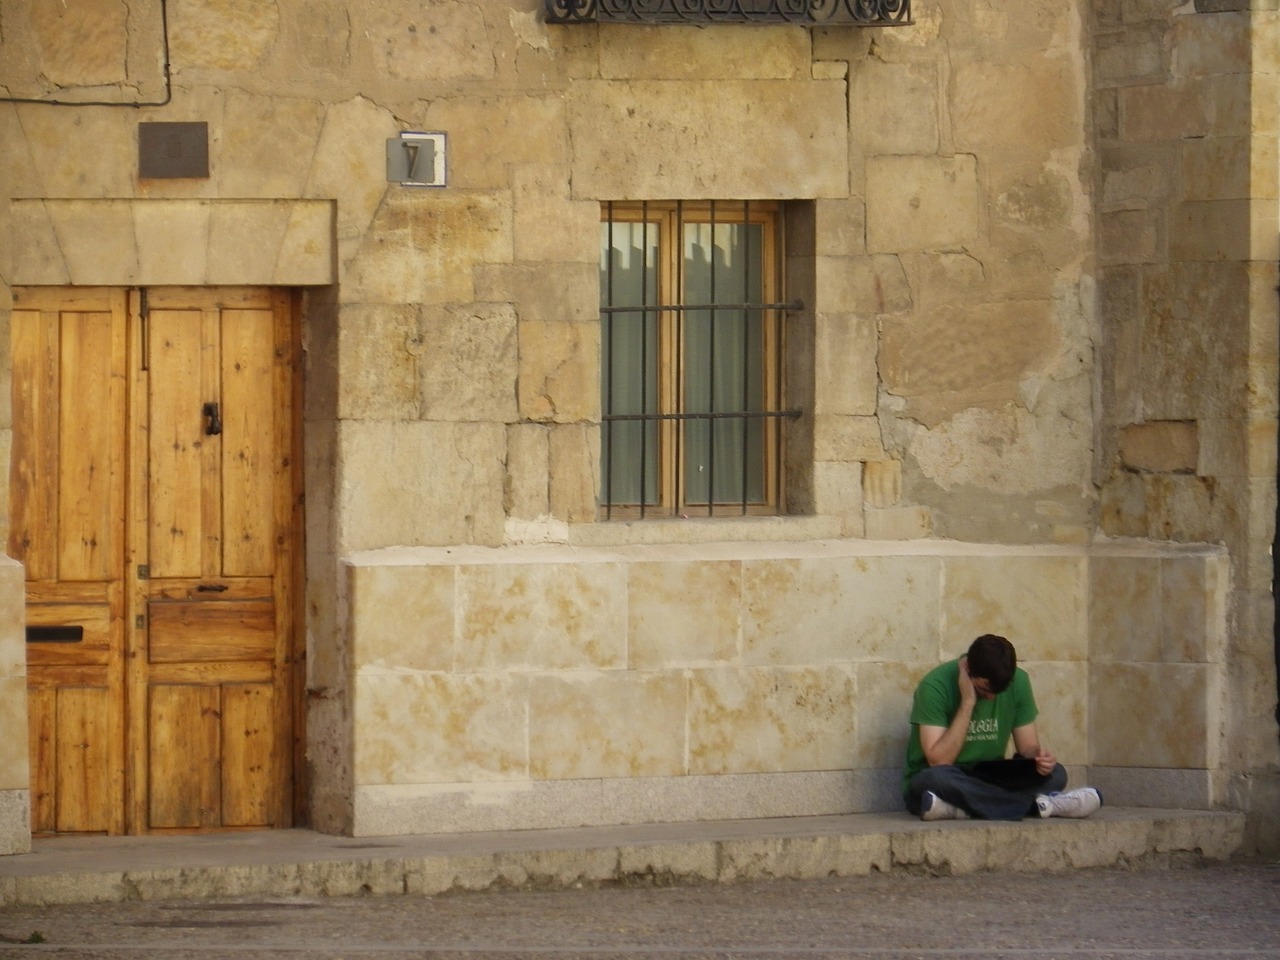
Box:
<box><xmin>0</xmin><ymin>858</ymin><xmax>1277</xmax><ymax>959</ymax></box>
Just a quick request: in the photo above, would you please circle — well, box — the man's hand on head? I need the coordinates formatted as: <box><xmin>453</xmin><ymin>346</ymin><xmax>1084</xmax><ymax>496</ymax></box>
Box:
<box><xmin>957</xmin><ymin>656</ymin><xmax>977</xmax><ymax>706</ymax></box>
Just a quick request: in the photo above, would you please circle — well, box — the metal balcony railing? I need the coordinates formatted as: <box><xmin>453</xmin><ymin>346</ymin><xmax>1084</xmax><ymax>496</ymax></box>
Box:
<box><xmin>545</xmin><ymin>0</ymin><xmax>911</xmax><ymax>26</ymax></box>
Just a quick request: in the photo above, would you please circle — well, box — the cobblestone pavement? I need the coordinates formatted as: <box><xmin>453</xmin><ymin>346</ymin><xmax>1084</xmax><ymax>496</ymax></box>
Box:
<box><xmin>0</xmin><ymin>860</ymin><xmax>1277</xmax><ymax>959</ymax></box>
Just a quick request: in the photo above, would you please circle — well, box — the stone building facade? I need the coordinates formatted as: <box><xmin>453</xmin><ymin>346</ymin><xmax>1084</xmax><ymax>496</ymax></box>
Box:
<box><xmin>0</xmin><ymin>0</ymin><xmax>1276</xmax><ymax>854</ymax></box>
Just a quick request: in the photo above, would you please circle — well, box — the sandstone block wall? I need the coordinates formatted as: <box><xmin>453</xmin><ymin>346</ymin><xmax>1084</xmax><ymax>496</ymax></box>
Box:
<box><xmin>345</xmin><ymin>542</ymin><xmax>1227</xmax><ymax>835</ymax></box>
<box><xmin>1094</xmin><ymin>1</ymin><xmax>1280</xmax><ymax>847</ymax></box>
<box><xmin>0</xmin><ymin>0</ymin><xmax>1274</xmax><ymax>848</ymax></box>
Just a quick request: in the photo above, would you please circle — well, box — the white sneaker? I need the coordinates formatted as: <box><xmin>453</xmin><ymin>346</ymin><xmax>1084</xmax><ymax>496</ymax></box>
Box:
<box><xmin>1036</xmin><ymin>787</ymin><xmax>1103</xmax><ymax>819</ymax></box>
<box><xmin>920</xmin><ymin>790</ymin><xmax>969</xmax><ymax>821</ymax></box>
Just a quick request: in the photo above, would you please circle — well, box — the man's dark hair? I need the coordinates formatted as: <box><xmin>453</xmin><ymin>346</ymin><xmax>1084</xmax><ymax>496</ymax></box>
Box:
<box><xmin>966</xmin><ymin>634</ymin><xmax>1017</xmax><ymax>693</ymax></box>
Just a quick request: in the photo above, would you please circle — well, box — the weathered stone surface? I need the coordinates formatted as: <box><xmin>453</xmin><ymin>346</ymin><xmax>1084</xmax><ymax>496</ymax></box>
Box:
<box><xmin>419</xmin><ymin>302</ymin><xmax>520</xmax><ymax>423</ymax></box>
<box><xmin>567</xmin><ymin>80</ymin><xmax>849</xmax><ymax>200</ymax></box>
<box><xmin>1119</xmin><ymin>420</ymin><xmax>1199</xmax><ymax>473</ymax></box>
<box><xmin>866</xmin><ymin>155</ymin><xmax>980</xmax><ymax>254</ymax></box>
<box><xmin>170</xmin><ymin>0</ymin><xmax>281</xmax><ymax>71</ymax></box>
<box><xmin>335</xmin><ymin>421</ymin><xmax>507</xmax><ymax>551</ymax></box>
<box><xmin>425</xmin><ymin>96</ymin><xmax>570</xmax><ymax>191</ymax></box>
<box><xmin>29</xmin><ymin>0</ymin><xmax>127</xmax><ymax>87</ymax></box>
<box><xmin>598</xmin><ymin>23</ymin><xmax>810</xmax><ymax>80</ymax></box>
<box><xmin>850</xmin><ymin>59</ymin><xmax>940</xmax><ymax>156</ymax></box>
<box><xmin>358</xmin><ymin>0</ymin><xmax>495</xmax><ymax>82</ymax></box>
<box><xmin>517</xmin><ymin>319</ymin><xmax>599</xmax><ymax>423</ymax></box>
<box><xmin>862</xmin><ymin>460</ymin><xmax>902</xmax><ymax>509</ymax></box>
<box><xmin>687</xmin><ymin>666</ymin><xmax>856</xmax><ymax>775</ymax></box>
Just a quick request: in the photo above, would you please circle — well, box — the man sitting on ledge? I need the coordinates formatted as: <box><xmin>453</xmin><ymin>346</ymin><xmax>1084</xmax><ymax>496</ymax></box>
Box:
<box><xmin>904</xmin><ymin>633</ymin><xmax>1103</xmax><ymax>821</ymax></box>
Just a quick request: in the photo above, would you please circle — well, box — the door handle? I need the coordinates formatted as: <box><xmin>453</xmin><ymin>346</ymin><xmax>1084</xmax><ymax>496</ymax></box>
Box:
<box><xmin>202</xmin><ymin>402</ymin><xmax>222</xmax><ymax>436</ymax></box>
<box><xmin>197</xmin><ymin>583</ymin><xmax>228</xmax><ymax>593</ymax></box>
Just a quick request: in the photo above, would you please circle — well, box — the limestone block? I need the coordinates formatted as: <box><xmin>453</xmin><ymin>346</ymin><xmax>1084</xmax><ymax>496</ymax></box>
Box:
<box><xmin>951</xmin><ymin>58</ymin><xmax>1082</xmax><ymax>159</ymax></box>
<box><xmin>455</xmin><ymin>560</ymin><xmax>627</xmax><ymax>670</ymax></box>
<box><xmin>850</xmin><ymin>59</ymin><xmax>939</xmax><ymax>156</ymax></box>
<box><xmin>358</xmin><ymin>0</ymin><xmax>495</xmax><ymax>82</ymax></box>
<box><xmin>0</xmin><ymin>791</ymin><xmax>31</xmax><ymax>856</ymax></box>
<box><xmin>814</xmin><ymin>312</ymin><xmax>878</xmax><ymax>417</ymax></box>
<box><xmin>528</xmin><ymin>672</ymin><xmax>687</xmax><ymax>779</ymax></box>
<box><xmin>813</xmin><ymin>415</ymin><xmax>886</xmax><ymax>462</ymax></box>
<box><xmin>134</xmin><ymin>201</ymin><xmax>213</xmax><ymax>286</ymax></box>
<box><xmin>1089</xmin><ymin>662</ymin><xmax>1216</xmax><ymax>767</ymax></box>
<box><xmin>506</xmin><ymin>423</ymin><xmax>551</xmax><ymax>518</ymax></box>
<box><xmin>274</xmin><ymin>201</ymin><xmax>337</xmax><ymax>285</ymax></box>
<box><xmin>1089</xmin><ymin>554</ymin><xmax>1164</xmax><ymax>663</ymax></box>
<box><xmin>206</xmin><ymin>202</ymin><xmax>294</xmax><ymax>285</ymax></box>
<box><xmin>900</xmin><ymin>252</ymin><xmax>987</xmax><ymax>311</ymax></box>
<box><xmin>24</xmin><ymin>0</ymin><xmax>126</xmax><ymax>87</ymax></box>
<box><xmin>517</xmin><ymin>319</ymin><xmax>600</xmax><ymax>423</ymax></box>
<box><xmin>598</xmin><ymin>24</ymin><xmax>809</xmax><ymax>80</ymax></box>
<box><xmin>424</xmin><ymin>96</ymin><xmax>570</xmax><ymax>191</ymax></box>
<box><xmin>1102</xmin><ymin>142</ymin><xmax>1179</xmax><ymax>204</ymax></box>
<box><xmin>1119</xmin><ymin>420</ymin><xmax>1199</xmax><ymax>473</ymax></box>
<box><xmin>1095</xmin><ymin>24</ymin><xmax>1166</xmax><ymax>85</ymax></box>
<box><xmin>863</xmin><ymin>505</ymin><xmax>932</xmax><ymax>540</ymax></box>
<box><xmin>10</xmin><ymin>98</ymin><xmax>135</xmax><ymax>199</ymax></box>
<box><xmin>0</xmin><ymin>677</ymin><xmax>30</xmax><ymax>790</ymax></box>
<box><xmin>548</xmin><ymin>423</ymin><xmax>600</xmax><ymax>522</ymax></box>
<box><xmin>1160</xmin><ymin>554</ymin><xmax>1225</xmax><ymax>663</ymax></box>
<box><xmin>990</xmin><ymin>165</ymin><xmax>1080</xmax><ymax>238</ymax></box>
<box><xmin>813</xmin><ymin>199</ymin><xmax>867</xmax><ymax>258</ymax></box>
<box><xmin>1170</xmin><ymin>12</ymin><xmax>1250</xmax><ymax>78</ymax></box>
<box><xmin>1120</xmin><ymin>81</ymin><xmax>1214</xmax><ymax>143</ymax></box>
<box><xmin>741</xmin><ymin>554</ymin><xmax>940</xmax><ymax>665</ymax></box>
<box><xmin>305</xmin><ymin>96</ymin><xmax>398</xmax><ymax>244</ymax></box>
<box><xmin>513</xmin><ymin>166</ymin><xmax>600</xmax><ymax>263</ymax></box>
<box><xmin>941</xmin><ymin>554</ymin><xmax>1088</xmax><ymax>662</ymax></box>
<box><xmin>349</xmin><ymin>563</ymin><xmax>455</xmax><ymax>672</ymax></box>
<box><xmin>567</xmin><ymin>80</ymin><xmax>849</xmax><ymax>200</ymax></box>
<box><xmin>687</xmin><ymin>665</ymin><xmax>856</xmax><ymax>775</ymax></box>
<box><xmin>862</xmin><ymin>460</ymin><xmax>902</xmax><ymax>508</ymax></box>
<box><xmin>335</xmin><ymin>303</ymin><xmax>420</xmax><ymax>420</ymax></box>
<box><xmin>1023</xmin><ymin>660</ymin><xmax>1088</xmax><ymax>765</ymax></box>
<box><xmin>0</xmin><ymin>558</ymin><xmax>24</xmax><ymax>679</ymax></box>
<box><xmin>1182</xmin><ymin>136</ymin><xmax>1252</xmax><ymax>201</ymax></box>
<box><xmin>475</xmin><ymin>262</ymin><xmax>600</xmax><ymax>323</ymax></box>
<box><xmin>853</xmin><ymin>661</ymin><xmax>925</xmax><ymax>768</ymax></box>
<box><xmin>335</xmin><ymin>420</ymin><xmax>507</xmax><ymax>551</ymax></box>
<box><xmin>879</xmin><ymin>302</ymin><xmax>1057</xmax><ymax>426</ymax></box>
<box><xmin>276</xmin><ymin>0</ymin><xmax>352</xmax><ymax>75</ymax></box>
<box><xmin>47</xmin><ymin>200</ymin><xmax>140</xmax><ymax>285</ymax></box>
<box><xmin>1099</xmin><ymin>207</ymin><xmax>1161</xmax><ymax>265</ymax></box>
<box><xmin>1140</xmin><ymin>262</ymin><xmax>1249</xmax><ymax>420</ymax></box>
<box><xmin>866</xmin><ymin>155</ymin><xmax>979</xmax><ymax>254</ymax></box>
<box><xmin>354</xmin><ymin>672</ymin><xmax>529</xmax><ymax>784</ymax></box>
<box><xmin>7</xmin><ymin>201</ymin><xmax>68</xmax><ymax>284</ymax></box>
<box><xmin>628</xmin><ymin>559</ymin><xmax>743</xmax><ymax>669</ymax></box>
<box><xmin>218</xmin><ymin>93</ymin><xmax>327</xmax><ymax>199</ymax></box>
<box><xmin>1171</xmin><ymin>200</ymin><xmax>1254</xmax><ymax>261</ymax></box>
<box><xmin>170</xmin><ymin>0</ymin><xmax>280</xmax><ymax>70</ymax></box>
<box><xmin>419</xmin><ymin>302</ymin><xmax>520</xmax><ymax>423</ymax></box>
<box><xmin>345</xmin><ymin>190</ymin><xmax>513</xmax><ymax>305</ymax></box>
<box><xmin>811</xmin><ymin>459</ymin><xmax>865</xmax><ymax>536</ymax></box>
<box><xmin>815</xmin><ymin>255</ymin><xmax>912</xmax><ymax>315</ymax></box>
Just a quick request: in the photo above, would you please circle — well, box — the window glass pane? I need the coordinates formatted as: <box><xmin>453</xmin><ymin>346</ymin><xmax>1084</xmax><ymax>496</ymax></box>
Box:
<box><xmin>600</xmin><ymin>220</ymin><xmax>660</xmax><ymax>505</ymax></box>
<box><xmin>682</xmin><ymin>220</ymin><xmax>765</xmax><ymax>505</ymax></box>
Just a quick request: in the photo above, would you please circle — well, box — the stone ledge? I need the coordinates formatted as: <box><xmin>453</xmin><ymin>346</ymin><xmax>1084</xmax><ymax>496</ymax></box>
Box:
<box><xmin>0</xmin><ymin>808</ymin><xmax>1245</xmax><ymax>906</ymax></box>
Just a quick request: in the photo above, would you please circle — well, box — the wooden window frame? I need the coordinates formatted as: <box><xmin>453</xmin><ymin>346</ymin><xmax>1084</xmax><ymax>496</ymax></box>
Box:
<box><xmin>600</xmin><ymin>200</ymin><xmax>789</xmax><ymax>520</ymax></box>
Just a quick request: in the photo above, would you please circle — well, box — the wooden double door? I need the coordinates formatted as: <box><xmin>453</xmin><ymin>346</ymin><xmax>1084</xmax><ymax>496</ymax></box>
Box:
<box><xmin>9</xmin><ymin>287</ymin><xmax>301</xmax><ymax>835</ymax></box>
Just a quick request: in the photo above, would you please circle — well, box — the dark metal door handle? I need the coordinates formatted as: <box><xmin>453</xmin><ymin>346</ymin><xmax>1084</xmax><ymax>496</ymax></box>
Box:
<box><xmin>203</xmin><ymin>402</ymin><xmax>222</xmax><ymax>436</ymax></box>
<box><xmin>197</xmin><ymin>583</ymin><xmax>228</xmax><ymax>593</ymax></box>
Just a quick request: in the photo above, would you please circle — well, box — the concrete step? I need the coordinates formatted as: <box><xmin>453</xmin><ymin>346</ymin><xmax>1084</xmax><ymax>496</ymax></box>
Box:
<box><xmin>0</xmin><ymin>807</ymin><xmax>1245</xmax><ymax>906</ymax></box>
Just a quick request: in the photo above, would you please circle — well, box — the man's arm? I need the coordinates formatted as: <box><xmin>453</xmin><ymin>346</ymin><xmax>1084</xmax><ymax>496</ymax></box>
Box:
<box><xmin>1012</xmin><ymin>722</ymin><xmax>1057</xmax><ymax>775</ymax></box>
<box><xmin>917</xmin><ymin>657</ymin><xmax>977</xmax><ymax>766</ymax></box>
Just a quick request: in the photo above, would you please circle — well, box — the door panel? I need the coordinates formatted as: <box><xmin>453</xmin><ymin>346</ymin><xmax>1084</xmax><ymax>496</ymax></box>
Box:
<box><xmin>10</xmin><ymin>285</ymin><xmax>299</xmax><ymax>835</ymax></box>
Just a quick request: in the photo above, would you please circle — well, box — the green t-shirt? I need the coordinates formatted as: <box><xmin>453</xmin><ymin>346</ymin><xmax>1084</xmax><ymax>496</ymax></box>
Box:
<box><xmin>901</xmin><ymin>658</ymin><xmax>1039</xmax><ymax>793</ymax></box>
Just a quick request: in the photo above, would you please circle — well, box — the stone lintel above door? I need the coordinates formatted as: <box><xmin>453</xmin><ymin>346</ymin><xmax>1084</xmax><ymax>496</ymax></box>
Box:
<box><xmin>8</xmin><ymin>199</ymin><xmax>335</xmax><ymax>287</ymax></box>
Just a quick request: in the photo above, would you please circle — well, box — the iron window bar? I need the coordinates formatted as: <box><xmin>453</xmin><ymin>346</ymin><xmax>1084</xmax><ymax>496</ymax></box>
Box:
<box><xmin>600</xmin><ymin>199</ymin><xmax>795</xmax><ymax>520</ymax></box>
<box><xmin>547</xmin><ymin>0</ymin><xmax>911</xmax><ymax>25</ymax></box>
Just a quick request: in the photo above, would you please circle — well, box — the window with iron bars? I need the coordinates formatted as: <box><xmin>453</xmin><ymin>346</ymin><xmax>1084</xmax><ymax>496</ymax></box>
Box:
<box><xmin>599</xmin><ymin>200</ymin><xmax>799</xmax><ymax>519</ymax></box>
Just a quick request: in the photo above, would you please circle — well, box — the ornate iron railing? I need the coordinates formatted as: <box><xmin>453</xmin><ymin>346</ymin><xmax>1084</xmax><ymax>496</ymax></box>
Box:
<box><xmin>545</xmin><ymin>0</ymin><xmax>911</xmax><ymax>26</ymax></box>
